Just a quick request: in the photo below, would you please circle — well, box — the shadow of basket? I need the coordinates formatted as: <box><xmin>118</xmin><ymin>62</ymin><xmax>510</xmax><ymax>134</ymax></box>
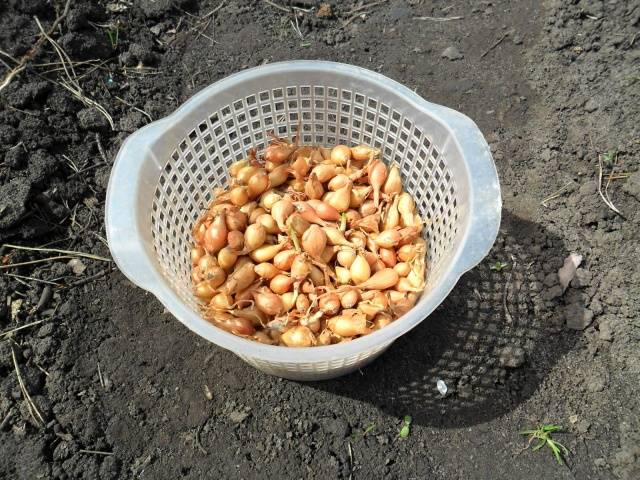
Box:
<box><xmin>310</xmin><ymin>211</ymin><xmax>577</xmax><ymax>428</ymax></box>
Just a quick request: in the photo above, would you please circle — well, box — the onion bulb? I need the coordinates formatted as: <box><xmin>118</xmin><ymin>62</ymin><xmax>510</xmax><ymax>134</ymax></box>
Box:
<box><xmin>379</xmin><ymin>247</ymin><xmax>397</xmax><ymax>267</ymax></box>
<box><xmin>244</xmin><ymin>223</ymin><xmax>266</xmax><ymax>251</ymax></box>
<box><xmin>253</xmin><ymin>290</ymin><xmax>283</xmax><ymax>316</ymax></box>
<box><xmin>270</xmin><ymin>274</ymin><xmax>294</xmax><ymax>294</ymax></box>
<box><xmin>383</xmin><ymin>164</ymin><xmax>402</xmax><ymax>195</ymax></box>
<box><xmin>330</xmin><ymin>145</ymin><xmax>351</xmax><ymax>166</ymax></box>
<box><xmin>217</xmin><ymin>247</ymin><xmax>238</xmax><ymax>271</ymax></box>
<box><xmin>255</xmin><ymin>262</ymin><xmax>280</xmax><ymax>280</ymax></box>
<box><xmin>268</xmin><ymin>164</ymin><xmax>289</xmax><ymax>187</ymax></box>
<box><xmin>337</xmin><ymin>248</ymin><xmax>356</xmax><ymax>267</ymax></box>
<box><xmin>357</xmin><ymin>268</ymin><xmax>399</xmax><ymax>290</ymax></box>
<box><xmin>306</xmin><ymin>199</ymin><xmax>341</xmax><ymax>222</ymax></box>
<box><xmin>291</xmin><ymin>255</ymin><xmax>311</xmax><ymax>281</ymax></box>
<box><xmin>301</xmin><ymin>224</ymin><xmax>327</xmax><ymax>259</ymax></box>
<box><xmin>210</xmin><ymin>313</ymin><xmax>255</xmax><ymax>336</ymax></box>
<box><xmin>340</xmin><ymin>289</ymin><xmax>359</xmax><ymax>309</ymax></box>
<box><xmin>327</xmin><ymin>314</ymin><xmax>370</xmax><ymax>337</ymax></box>
<box><xmin>247</xmin><ymin>170</ymin><xmax>270</xmax><ymax>198</ymax></box>
<box><xmin>394</xmin><ymin>262</ymin><xmax>411</xmax><ymax>277</ymax></box>
<box><xmin>305</xmin><ymin>172</ymin><xmax>324</xmax><ymax>200</ymax></box>
<box><xmin>335</xmin><ymin>266</ymin><xmax>351</xmax><ymax>285</ymax></box>
<box><xmin>367</xmin><ymin>159</ymin><xmax>387</xmax><ymax>207</ymax></box>
<box><xmin>194</xmin><ymin>280</ymin><xmax>217</xmax><ymax>300</ymax></box>
<box><xmin>311</xmin><ymin>163</ymin><xmax>337</xmax><ymax>183</ymax></box>
<box><xmin>281</xmin><ymin>326</ymin><xmax>316</xmax><ymax>347</ymax></box>
<box><xmin>350</xmin><ymin>254</ymin><xmax>371</xmax><ymax>284</ymax></box>
<box><xmin>351</xmin><ymin>144</ymin><xmax>379</xmax><ymax>161</ymax></box>
<box><xmin>249</xmin><ymin>243</ymin><xmax>284</xmax><ymax>263</ymax></box>
<box><xmin>328</xmin><ymin>174</ymin><xmax>350</xmax><ymax>191</ymax></box>
<box><xmin>223</xmin><ymin>262</ymin><xmax>256</xmax><ymax>295</ymax></box>
<box><xmin>271</xmin><ymin>198</ymin><xmax>295</xmax><ymax>231</ymax></box>
<box><xmin>264</xmin><ymin>143</ymin><xmax>294</xmax><ymax>164</ymax></box>
<box><xmin>326</xmin><ymin>182</ymin><xmax>352</xmax><ymax>213</ymax></box>
<box><xmin>191</xmin><ymin>246</ymin><xmax>205</xmax><ymax>266</ymax></box>
<box><xmin>204</xmin><ymin>211</ymin><xmax>227</xmax><ymax>253</ymax></box>
<box><xmin>256</xmin><ymin>214</ymin><xmax>280</xmax><ymax>234</ymax></box>
<box><xmin>273</xmin><ymin>250</ymin><xmax>297</xmax><ymax>271</ymax></box>
<box><xmin>374</xmin><ymin>229</ymin><xmax>401</xmax><ymax>249</ymax></box>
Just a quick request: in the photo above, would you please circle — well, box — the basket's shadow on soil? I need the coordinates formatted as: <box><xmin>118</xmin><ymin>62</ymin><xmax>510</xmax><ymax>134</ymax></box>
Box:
<box><xmin>311</xmin><ymin>210</ymin><xmax>576</xmax><ymax>428</ymax></box>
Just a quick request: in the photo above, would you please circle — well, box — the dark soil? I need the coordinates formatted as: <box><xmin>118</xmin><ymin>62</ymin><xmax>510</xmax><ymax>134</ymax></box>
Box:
<box><xmin>1</xmin><ymin>0</ymin><xmax>639</xmax><ymax>479</ymax></box>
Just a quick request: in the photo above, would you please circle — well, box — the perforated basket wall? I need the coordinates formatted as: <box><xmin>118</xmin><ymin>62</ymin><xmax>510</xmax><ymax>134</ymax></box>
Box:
<box><xmin>150</xmin><ymin>84</ymin><xmax>459</xmax><ymax>313</ymax></box>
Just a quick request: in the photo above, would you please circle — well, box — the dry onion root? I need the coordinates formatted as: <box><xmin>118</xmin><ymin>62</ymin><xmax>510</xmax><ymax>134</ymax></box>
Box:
<box><xmin>189</xmin><ymin>136</ymin><xmax>427</xmax><ymax>347</ymax></box>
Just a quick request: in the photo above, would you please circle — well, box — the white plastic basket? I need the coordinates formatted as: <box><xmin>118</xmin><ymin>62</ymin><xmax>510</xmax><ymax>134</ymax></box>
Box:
<box><xmin>105</xmin><ymin>61</ymin><xmax>501</xmax><ymax>381</ymax></box>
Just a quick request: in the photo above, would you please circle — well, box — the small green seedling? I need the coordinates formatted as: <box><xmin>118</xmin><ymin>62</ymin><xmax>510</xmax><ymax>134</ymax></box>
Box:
<box><xmin>106</xmin><ymin>27</ymin><xmax>119</xmax><ymax>50</ymax></box>
<box><xmin>602</xmin><ymin>150</ymin><xmax>617</xmax><ymax>166</ymax></box>
<box><xmin>490</xmin><ymin>261</ymin><xmax>508</xmax><ymax>272</ymax></box>
<box><xmin>352</xmin><ymin>422</ymin><xmax>376</xmax><ymax>441</ymax></box>
<box><xmin>398</xmin><ymin>416</ymin><xmax>412</xmax><ymax>438</ymax></box>
<box><xmin>520</xmin><ymin>424</ymin><xmax>569</xmax><ymax>465</ymax></box>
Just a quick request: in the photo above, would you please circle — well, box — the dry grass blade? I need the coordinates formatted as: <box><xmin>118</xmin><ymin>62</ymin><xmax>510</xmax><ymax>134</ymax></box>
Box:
<box><xmin>0</xmin><ymin>319</ymin><xmax>46</xmax><ymax>339</ymax></box>
<box><xmin>541</xmin><ymin>181</ymin><xmax>573</xmax><ymax>207</ymax></box>
<box><xmin>33</xmin><ymin>16</ymin><xmax>114</xmax><ymax>130</ymax></box>
<box><xmin>414</xmin><ymin>15</ymin><xmax>464</xmax><ymax>21</ymax></box>
<box><xmin>0</xmin><ymin>0</ymin><xmax>71</xmax><ymax>92</ymax></box>
<box><xmin>0</xmin><ymin>255</ymin><xmax>76</xmax><ymax>270</ymax></box>
<box><xmin>3</xmin><ymin>243</ymin><xmax>111</xmax><ymax>262</ymax></box>
<box><xmin>597</xmin><ymin>153</ymin><xmax>623</xmax><ymax>215</ymax></box>
<box><xmin>11</xmin><ymin>346</ymin><xmax>45</xmax><ymax>427</ymax></box>
<box><xmin>263</xmin><ymin>0</ymin><xmax>291</xmax><ymax>13</ymax></box>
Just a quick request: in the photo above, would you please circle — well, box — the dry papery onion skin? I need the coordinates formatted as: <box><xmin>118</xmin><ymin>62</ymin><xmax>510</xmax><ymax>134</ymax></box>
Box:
<box><xmin>190</xmin><ymin>138</ymin><xmax>427</xmax><ymax>347</ymax></box>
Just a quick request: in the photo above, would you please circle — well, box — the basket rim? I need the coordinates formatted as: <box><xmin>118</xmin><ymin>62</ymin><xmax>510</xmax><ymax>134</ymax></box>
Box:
<box><xmin>106</xmin><ymin>60</ymin><xmax>502</xmax><ymax>364</ymax></box>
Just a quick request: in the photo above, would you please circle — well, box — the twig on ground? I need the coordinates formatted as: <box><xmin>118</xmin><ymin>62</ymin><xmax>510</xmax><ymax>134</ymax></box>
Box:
<box><xmin>4</xmin><ymin>273</ymin><xmax>62</xmax><ymax>287</ymax></box>
<box><xmin>263</xmin><ymin>0</ymin><xmax>311</xmax><ymax>13</ymax></box>
<box><xmin>0</xmin><ymin>0</ymin><xmax>72</xmax><ymax>92</ymax></box>
<box><xmin>2</xmin><ymin>244</ymin><xmax>111</xmax><ymax>262</ymax></box>
<box><xmin>502</xmin><ymin>255</ymin><xmax>516</xmax><ymax>324</ymax></box>
<box><xmin>346</xmin><ymin>0</ymin><xmax>388</xmax><ymax>16</ymax></box>
<box><xmin>343</xmin><ymin>0</ymin><xmax>388</xmax><ymax>27</ymax></box>
<box><xmin>11</xmin><ymin>346</ymin><xmax>45</xmax><ymax>427</ymax></box>
<box><xmin>114</xmin><ymin>95</ymin><xmax>153</xmax><ymax>123</ymax></box>
<box><xmin>0</xmin><ymin>319</ymin><xmax>46</xmax><ymax>339</ymax></box>
<box><xmin>414</xmin><ymin>15</ymin><xmax>464</xmax><ymax>21</ymax></box>
<box><xmin>95</xmin><ymin>133</ymin><xmax>108</xmax><ymax>163</ymax></box>
<box><xmin>481</xmin><ymin>32</ymin><xmax>510</xmax><ymax>58</ymax></box>
<box><xmin>63</xmin><ymin>268</ymin><xmax>112</xmax><ymax>289</ymax></box>
<box><xmin>97</xmin><ymin>362</ymin><xmax>105</xmax><ymax>388</ymax></box>
<box><xmin>347</xmin><ymin>442</ymin><xmax>354</xmax><ymax>480</ymax></box>
<box><xmin>0</xmin><ymin>408</ymin><xmax>13</xmax><ymax>430</ymax></box>
<box><xmin>202</xmin><ymin>1</ymin><xmax>226</xmax><ymax>19</ymax></box>
<box><xmin>78</xmin><ymin>449</ymin><xmax>114</xmax><ymax>456</ymax></box>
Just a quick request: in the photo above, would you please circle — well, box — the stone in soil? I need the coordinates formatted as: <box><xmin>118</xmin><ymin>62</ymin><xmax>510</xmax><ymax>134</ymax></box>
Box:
<box><xmin>0</xmin><ymin>178</ymin><xmax>31</xmax><ymax>229</ymax></box>
<box><xmin>78</xmin><ymin>108</ymin><xmax>110</xmax><ymax>131</ymax></box>
<box><xmin>441</xmin><ymin>46</ymin><xmax>464</xmax><ymax>60</ymax></box>
<box><xmin>498</xmin><ymin>346</ymin><xmax>526</xmax><ymax>368</ymax></box>
<box><xmin>565</xmin><ymin>304</ymin><xmax>594</xmax><ymax>330</ymax></box>
<box><xmin>622</xmin><ymin>170</ymin><xmax>640</xmax><ymax>200</ymax></box>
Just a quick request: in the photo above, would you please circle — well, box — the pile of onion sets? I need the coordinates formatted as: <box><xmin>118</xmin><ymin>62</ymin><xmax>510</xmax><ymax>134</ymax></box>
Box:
<box><xmin>190</xmin><ymin>134</ymin><xmax>427</xmax><ymax>347</ymax></box>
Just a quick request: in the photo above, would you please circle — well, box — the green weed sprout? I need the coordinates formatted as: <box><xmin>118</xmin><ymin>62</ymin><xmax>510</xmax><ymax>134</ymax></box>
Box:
<box><xmin>519</xmin><ymin>424</ymin><xmax>569</xmax><ymax>464</ymax></box>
